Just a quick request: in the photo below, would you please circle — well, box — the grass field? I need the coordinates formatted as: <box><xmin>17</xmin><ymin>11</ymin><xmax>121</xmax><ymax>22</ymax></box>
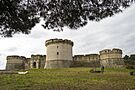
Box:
<box><xmin>0</xmin><ymin>68</ymin><xmax>135</xmax><ymax>90</ymax></box>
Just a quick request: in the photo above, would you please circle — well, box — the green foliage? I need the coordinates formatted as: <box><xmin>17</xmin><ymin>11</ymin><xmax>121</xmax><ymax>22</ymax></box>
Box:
<box><xmin>123</xmin><ymin>55</ymin><xmax>135</xmax><ymax>69</ymax></box>
<box><xmin>0</xmin><ymin>68</ymin><xmax>135</xmax><ymax>90</ymax></box>
<box><xmin>0</xmin><ymin>0</ymin><xmax>40</xmax><ymax>37</ymax></box>
<box><xmin>0</xmin><ymin>0</ymin><xmax>135</xmax><ymax>37</ymax></box>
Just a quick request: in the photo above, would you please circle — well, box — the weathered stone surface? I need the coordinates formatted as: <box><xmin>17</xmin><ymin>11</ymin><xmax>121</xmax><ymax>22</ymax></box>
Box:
<box><xmin>99</xmin><ymin>48</ymin><xmax>124</xmax><ymax>67</ymax></box>
<box><xmin>5</xmin><ymin>39</ymin><xmax>125</xmax><ymax>70</ymax></box>
<box><xmin>45</xmin><ymin>60</ymin><xmax>72</xmax><ymax>68</ymax></box>
<box><xmin>72</xmin><ymin>54</ymin><xmax>100</xmax><ymax>67</ymax></box>
<box><xmin>29</xmin><ymin>55</ymin><xmax>46</xmax><ymax>69</ymax></box>
<box><xmin>6</xmin><ymin>55</ymin><xmax>26</xmax><ymax>71</ymax></box>
<box><xmin>6</xmin><ymin>55</ymin><xmax>46</xmax><ymax>70</ymax></box>
<box><xmin>45</xmin><ymin>39</ymin><xmax>73</xmax><ymax>68</ymax></box>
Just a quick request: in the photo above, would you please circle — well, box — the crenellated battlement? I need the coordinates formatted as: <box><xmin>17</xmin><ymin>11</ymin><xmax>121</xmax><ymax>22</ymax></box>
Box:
<box><xmin>73</xmin><ymin>54</ymin><xmax>100</xmax><ymax>62</ymax></box>
<box><xmin>99</xmin><ymin>49</ymin><xmax>111</xmax><ymax>54</ymax></box>
<box><xmin>74</xmin><ymin>54</ymin><xmax>99</xmax><ymax>57</ymax></box>
<box><xmin>85</xmin><ymin>54</ymin><xmax>99</xmax><ymax>56</ymax></box>
<box><xmin>45</xmin><ymin>38</ymin><xmax>73</xmax><ymax>46</ymax></box>
<box><xmin>99</xmin><ymin>48</ymin><xmax>123</xmax><ymax>67</ymax></box>
<box><xmin>31</xmin><ymin>54</ymin><xmax>46</xmax><ymax>59</ymax></box>
<box><xmin>7</xmin><ymin>55</ymin><xmax>26</xmax><ymax>60</ymax></box>
<box><xmin>99</xmin><ymin>48</ymin><xmax>122</xmax><ymax>54</ymax></box>
<box><xmin>112</xmin><ymin>48</ymin><xmax>122</xmax><ymax>54</ymax></box>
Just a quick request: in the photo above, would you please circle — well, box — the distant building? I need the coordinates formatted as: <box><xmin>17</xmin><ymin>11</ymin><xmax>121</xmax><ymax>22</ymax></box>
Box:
<box><xmin>6</xmin><ymin>39</ymin><xmax>125</xmax><ymax>71</ymax></box>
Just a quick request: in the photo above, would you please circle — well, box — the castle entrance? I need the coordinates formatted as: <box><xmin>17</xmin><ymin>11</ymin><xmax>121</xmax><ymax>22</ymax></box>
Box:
<box><xmin>33</xmin><ymin>62</ymin><xmax>36</xmax><ymax>68</ymax></box>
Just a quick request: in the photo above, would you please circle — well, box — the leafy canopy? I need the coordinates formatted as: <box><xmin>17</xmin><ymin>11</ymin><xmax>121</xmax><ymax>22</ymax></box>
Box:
<box><xmin>0</xmin><ymin>0</ymin><xmax>134</xmax><ymax>37</ymax></box>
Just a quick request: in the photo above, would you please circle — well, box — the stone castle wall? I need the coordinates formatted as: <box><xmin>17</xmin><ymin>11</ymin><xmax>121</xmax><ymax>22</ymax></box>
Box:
<box><xmin>6</xmin><ymin>55</ymin><xmax>26</xmax><ymax>71</ymax></box>
<box><xmin>5</xmin><ymin>38</ymin><xmax>124</xmax><ymax>70</ymax></box>
<box><xmin>6</xmin><ymin>48</ymin><xmax>124</xmax><ymax>70</ymax></box>
<box><xmin>30</xmin><ymin>55</ymin><xmax>46</xmax><ymax>69</ymax></box>
<box><xmin>72</xmin><ymin>54</ymin><xmax>100</xmax><ymax>67</ymax></box>
<box><xmin>45</xmin><ymin>39</ymin><xmax>73</xmax><ymax>68</ymax></box>
<box><xmin>6</xmin><ymin>55</ymin><xmax>46</xmax><ymax>71</ymax></box>
<box><xmin>71</xmin><ymin>48</ymin><xmax>124</xmax><ymax>67</ymax></box>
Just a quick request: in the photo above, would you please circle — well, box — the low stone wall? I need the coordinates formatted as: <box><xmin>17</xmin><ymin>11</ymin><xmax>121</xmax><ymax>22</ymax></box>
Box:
<box><xmin>71</xmin><ymin>61</ymin><xmax>100</xmax><ymax>67</ymax></box>
<box><xmin>72</xmin><ymin>54</ymin><xmax>100</xmax><ymax>67</ymax></box>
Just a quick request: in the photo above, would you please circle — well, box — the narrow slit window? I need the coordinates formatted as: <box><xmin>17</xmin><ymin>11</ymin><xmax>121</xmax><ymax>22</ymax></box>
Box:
<box><xmin>57</xmin><ymin>52</ymin><xmax>59</xmax><ymax>55</ymax></box>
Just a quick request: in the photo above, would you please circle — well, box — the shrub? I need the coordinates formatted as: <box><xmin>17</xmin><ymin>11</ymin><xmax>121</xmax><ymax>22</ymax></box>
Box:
<box><xmin>125</xmin><ymin>64</ymin><xmax>135</xmax><ymax>69</ymax></box>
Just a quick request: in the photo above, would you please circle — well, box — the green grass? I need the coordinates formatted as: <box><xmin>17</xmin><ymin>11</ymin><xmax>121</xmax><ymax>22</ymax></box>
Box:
<box><xmin>0</xmin><ymin>68</ymin><xmax>135</xmax><ymax>90</ymax></box>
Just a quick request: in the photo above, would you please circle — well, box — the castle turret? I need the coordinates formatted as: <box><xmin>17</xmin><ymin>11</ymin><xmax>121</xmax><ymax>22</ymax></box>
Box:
<box><xmin>45</xmin><ymin>38</ymin><xmax>73</xmax><ymax>68</ymax></box>
<box><xmin>99</xmin><ymin>48</ymin><xmax>124</xmax><ymax>67</ymax></box>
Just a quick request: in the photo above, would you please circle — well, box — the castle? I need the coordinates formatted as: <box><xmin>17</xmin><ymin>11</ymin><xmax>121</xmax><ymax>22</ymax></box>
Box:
<box><xmin>6</xmin><ymin>39</ymin><xmax>124</xmax><ymax>71</ymax></box>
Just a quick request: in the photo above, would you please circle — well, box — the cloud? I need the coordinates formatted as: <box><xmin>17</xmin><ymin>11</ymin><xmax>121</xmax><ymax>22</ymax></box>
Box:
<box><xmin>7</xmin><ymin>47</ymin><xmax>18</xmax><ymax>52</ymax></box>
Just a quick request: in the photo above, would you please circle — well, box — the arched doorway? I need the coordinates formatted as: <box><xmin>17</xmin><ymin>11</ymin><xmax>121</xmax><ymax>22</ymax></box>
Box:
<box><xmin>33</xmin><ymin>62</ymin><xmax>36</xmax><ymax>68</ymax></box>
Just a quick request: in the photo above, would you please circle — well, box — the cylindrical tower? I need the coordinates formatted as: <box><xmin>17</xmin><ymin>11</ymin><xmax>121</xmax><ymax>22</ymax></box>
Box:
<box><xmin>99</xmin><ymin>49</ymin><xmax>111</xmax><ymax>60</ymax></box>
<box><xmin>45</xmin><ymin>39</ymin><xmax>73</xmax><ymax>68</ymax></box>
<box><xmin>111</xmin><ymin>48</ymin><xmax>122</xmax><ymax>59</ymax></box>
<box><xmin>99</xmin><ymin>48</ymin><xmax>124</xmax><ymax>67</ymax></box>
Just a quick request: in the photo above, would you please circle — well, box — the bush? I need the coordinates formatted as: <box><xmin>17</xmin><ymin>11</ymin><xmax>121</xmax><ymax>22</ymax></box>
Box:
<box><xmin>125</xmin><ymin>64</ymin><xmax>135</xmax><ymax>69</ymax></box>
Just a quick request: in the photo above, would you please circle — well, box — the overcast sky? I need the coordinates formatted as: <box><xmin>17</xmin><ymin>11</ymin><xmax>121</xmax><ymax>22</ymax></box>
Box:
<box><xmin>0</xmin><ymin>4</ymin><xmax>135</xmax><ymax>69</ymax></box>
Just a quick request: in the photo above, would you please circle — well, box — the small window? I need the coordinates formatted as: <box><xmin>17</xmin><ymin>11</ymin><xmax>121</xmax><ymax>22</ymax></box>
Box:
<box><xmin>57</xmin><ymin>46</ymin><xmax>59</xmax><ymax>48</ymax></box>
<box><xmin>57</xmin><ymin>52</ymin><xmax>59</xmax><ymax>55</ymax></box>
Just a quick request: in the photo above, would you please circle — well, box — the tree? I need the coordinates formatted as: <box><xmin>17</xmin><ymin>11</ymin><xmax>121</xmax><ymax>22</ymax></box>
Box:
<box><xmin>123</xmin><ymin>55</ymin><xmax>129</xmax><ymax>60</ymax></box>
<box><xmin>123</xmin><ymin>55</ymin><xmax>130</xmax><ymax>64</ymax></box>
<box><xmin>124</xmin><ymin>54</ymin><xmax>135</xmax><ymax>65</ymax></box>
<box><xmin>129</xmin><ymin>54</ymin><xmax>135</xmax><ymax>65</ymax></box>
<box><xmin>0</xmin><ymin>0</ymin><xmax>40</xmax><ymax>37</ymax></box>
<box><xmin>0</xmin><ymin>0</ymin><xmax>135</xmax><ymax>37</ymax></box>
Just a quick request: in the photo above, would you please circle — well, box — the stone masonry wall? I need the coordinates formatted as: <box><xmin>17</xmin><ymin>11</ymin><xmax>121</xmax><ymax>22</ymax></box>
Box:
<box><xmin>99</xmin><ymin>48</ymin><xmax>124</xmax><ymax>67</ymax></box>
<box><xmin>29</xmin><ymin>55</ymin><xmax>46</xmax><ymax>69</ymax></box>
<box><xmin>45</xmin><ymin>39</ymin><xmax>73</xmax><ymax>68</ymax></box>
<box><xmin>6</xmin><ymin>55</ymin><xmax>26</xmax><ymax>71</ymax></box>
<box><xmin>71</xmin><ymin>54</ymin><xmax>100</xmax><ymax>67</ymax></box>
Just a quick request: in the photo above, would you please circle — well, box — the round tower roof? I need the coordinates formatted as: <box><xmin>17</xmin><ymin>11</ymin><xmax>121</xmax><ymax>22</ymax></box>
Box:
<box><xmin>45</xmin><ymin>38</ymin><xmax>73</xmax><ymax>46</ymax></box>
